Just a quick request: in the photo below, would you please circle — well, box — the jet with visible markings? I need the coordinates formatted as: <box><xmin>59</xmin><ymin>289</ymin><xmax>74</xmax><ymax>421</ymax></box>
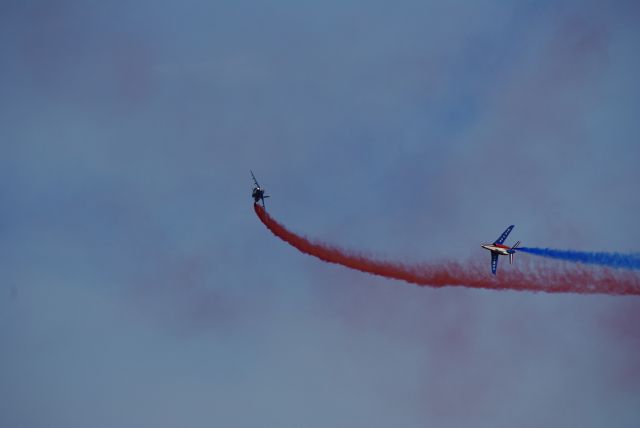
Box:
<box><xmin>481</xmin><ymin>225</ymin><xmax>521</xmax><ymax>275</ymax></box>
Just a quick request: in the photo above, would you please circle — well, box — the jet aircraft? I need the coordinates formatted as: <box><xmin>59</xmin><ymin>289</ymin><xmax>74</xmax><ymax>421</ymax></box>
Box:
<box><xmin>481</xmin><ymin>225</ymin><xmax>521</xmax><ymax>274</ymax></box>
<box><xmin>251</xmin><ymin>170</ymin><xmax>270</xmax><ymax>207</ymax></box>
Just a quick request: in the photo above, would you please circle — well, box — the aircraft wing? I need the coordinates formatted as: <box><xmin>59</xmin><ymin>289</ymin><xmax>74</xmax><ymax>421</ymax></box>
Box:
<box><xmin>250</xmin><ymin>170</ymin><xmax>260</xmax><ymax>188</ymax></box>
<box><xmin>491</xmin><ymin>253</ymin><xmax>499</xmax><ymax>275</ymax></box>
<box><xmin>494</xmin><ymin>225</ymin><xmax>514</xmax><ymax>245</ymax></box>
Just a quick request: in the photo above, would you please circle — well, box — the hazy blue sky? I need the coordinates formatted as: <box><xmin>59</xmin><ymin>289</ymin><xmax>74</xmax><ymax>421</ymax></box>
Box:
<box><xmin>1</xmin><ymin>1</ymin><xmax>639</xmax><ymax>427</ymax></box>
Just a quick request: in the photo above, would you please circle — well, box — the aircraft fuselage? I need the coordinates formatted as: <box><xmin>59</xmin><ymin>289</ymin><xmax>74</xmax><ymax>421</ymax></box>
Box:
<box><xmin>481</xmin><ymin>243</ymin><xmax>513</xmax><ymax>256</ymax></box>
<box><xmin>252</xmin><ymin>187</ymin><xmax>264</xmax><ymax>203</ymax></box>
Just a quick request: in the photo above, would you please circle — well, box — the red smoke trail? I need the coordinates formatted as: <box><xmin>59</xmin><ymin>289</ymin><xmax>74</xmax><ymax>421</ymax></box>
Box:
<box><xmin>254</xmin><ymin>204</ymin><xmax>640</xmax><ymax>296</ymax></box>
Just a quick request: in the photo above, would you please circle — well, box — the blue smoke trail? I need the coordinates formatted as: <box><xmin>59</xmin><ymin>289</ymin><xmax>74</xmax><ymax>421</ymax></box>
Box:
<box><xmin>518</xmin><ymin>247</ymin><xmax>640</xmax><ymax>271</ymax></box>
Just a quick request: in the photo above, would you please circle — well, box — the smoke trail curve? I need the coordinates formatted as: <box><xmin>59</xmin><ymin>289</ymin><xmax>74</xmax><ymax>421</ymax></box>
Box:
<box><xmin>518</xmin><ymin>247</ymin><xmax>640</xmax><ymax>270</ymax></box>
<box><xmin>254</xmin><ymin>204</ymin><xmax>640</xmax><ymax>296</ymax></box>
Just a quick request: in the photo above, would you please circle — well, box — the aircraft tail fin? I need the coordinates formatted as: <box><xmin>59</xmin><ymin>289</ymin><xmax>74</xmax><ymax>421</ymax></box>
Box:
<box><xmin>509</xmin><ymin>241</ymin><xmax>520</xmax><ymax>265</ymax></box>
